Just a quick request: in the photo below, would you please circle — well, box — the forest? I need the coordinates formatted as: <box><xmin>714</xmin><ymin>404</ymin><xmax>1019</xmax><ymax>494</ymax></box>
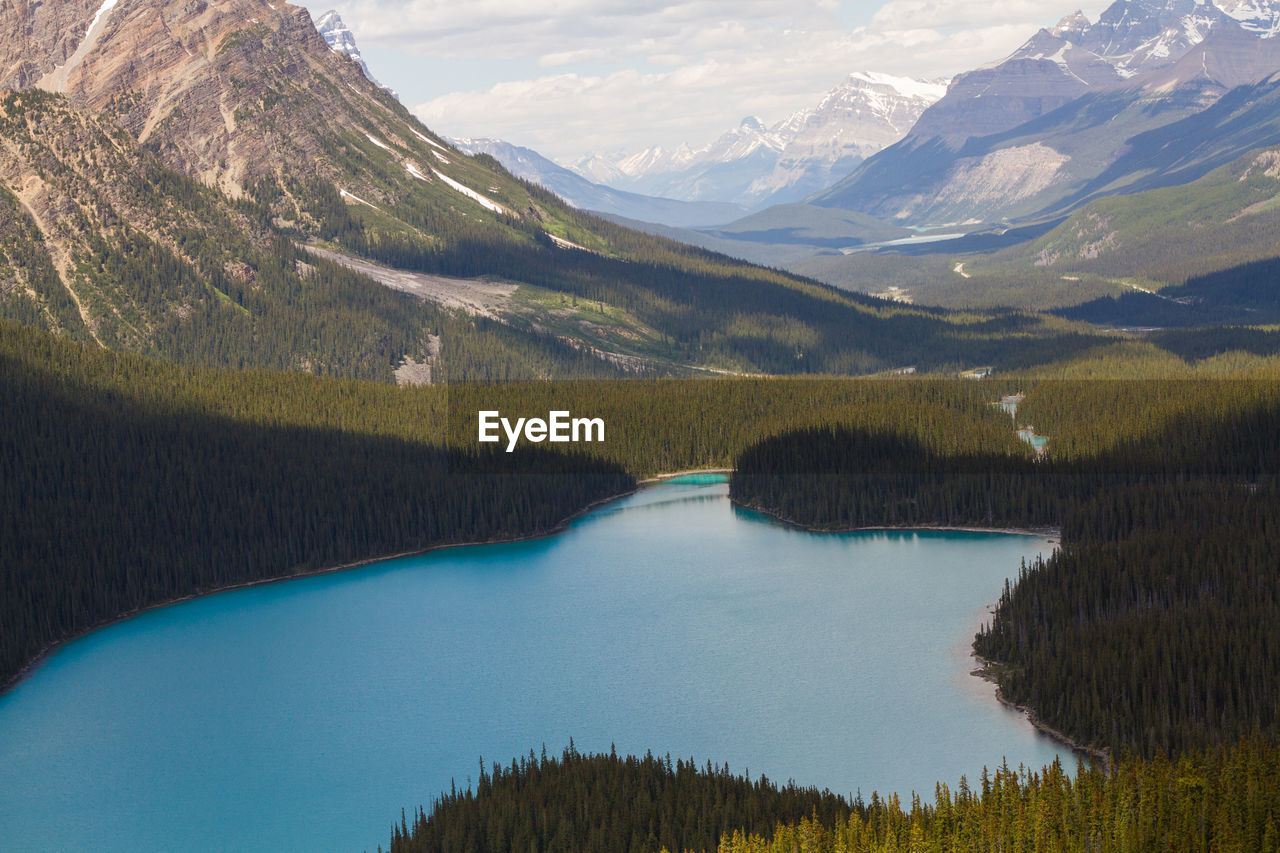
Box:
<box><xmin>730</xmin><ymin>380</ymin><xmax>1280</xmax><ymax>757</ymax></box>
<box><xmin>389</xmin><ymin>740</ymin><xmax>1280</xmax><ymax>853</ymax></box>
<box><xmin>0</xmin><ymin>319</ymin><xmax>1033</xmax><ymax>690</ymax></box>
<box><xmin>7</xmin><ymin>315</ymin><xmax>1280</xmax><ymax>851</ymax></box>
<box><xmin>390</xmin><ymin>377</ymin><xmax>1280</xmax><ymax>852</ymax></box>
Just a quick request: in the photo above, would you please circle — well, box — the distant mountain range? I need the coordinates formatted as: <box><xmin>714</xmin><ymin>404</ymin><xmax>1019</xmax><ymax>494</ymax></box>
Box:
<box><xmin>814</xmin><ymin>0</ymin><xmax>1280</xmax><ymax>226</ymax></box>
<box><xmin>1</xmin><ymin>0</ymin><xmax>1094</xmax><ymax>381</ymax></box>
<box><xmin>570</xmin><ymin>72</ymin><xmax>947</xmax><ymax>211</ymax></box>
<box><xmin>449</xmin><ymin>137</ymin><xmax>748</xmax><ymax>228</ymax></box>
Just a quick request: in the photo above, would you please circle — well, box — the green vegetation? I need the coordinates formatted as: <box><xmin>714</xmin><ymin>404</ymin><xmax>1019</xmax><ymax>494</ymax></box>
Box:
<box><xmin>0</xmin><ymin>321</ymin><xmax>633</xmax><ymax>689</ymax></box>
<box><xmin>1056</xmin><ymin>256</ymin><xmax>1280</xmax><ymax>328</ymax></box>
<box><xmin>717</xmin><ymin>739</ymin><xmax>1280</xmax><ymax>853</ymax></box>
<box><xmin>791</xmin><ymin>144</ymin><xmax>1280</xmax><ymax>313</ymax></box>
<box><xmin>988</xmin><ymin>144</ymin><xmax>1280</xmax><ymax>289</ymax></box>
<box><xmin>731</xmin><ymin>379</ymin><xmax>1280</xmax><ymax>757</ymax></box>
<box><xmin>0</xmin><ymin>320</ymin><xmax>1048</xmax><ymax>690</ymax></box>
<box><xmin>8</xmin><ymin>319</ymin><xmax>1280</xmax><ymax>850</ymax></box>
<box><xmin>390</xmin><ymin>740</ymin><xmax>1280</xmax><ymax>853</ymax></box>
<box><xmin>381</xmin><ymin>378</ymin><xmax>1280</xmax><ymax>853</ymax></box>
<box><xmin>389</xmin><ymin>746</ymin><xmax>852</xmax><ymax>853</ymax></box>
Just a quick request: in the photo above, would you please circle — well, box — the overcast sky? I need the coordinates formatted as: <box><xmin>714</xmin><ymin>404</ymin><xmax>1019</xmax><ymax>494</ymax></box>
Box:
<box><xmin>340</xmin><ymin>0</ymin><xmax>1110</xmax><ymax>164</ymax></box>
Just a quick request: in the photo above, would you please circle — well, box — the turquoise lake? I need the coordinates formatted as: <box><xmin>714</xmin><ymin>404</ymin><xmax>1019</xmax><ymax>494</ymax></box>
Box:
<box><xmin>0</xmin><ymin>475</ymin><xmax>1063</xmax><ymax>852</ymax></box>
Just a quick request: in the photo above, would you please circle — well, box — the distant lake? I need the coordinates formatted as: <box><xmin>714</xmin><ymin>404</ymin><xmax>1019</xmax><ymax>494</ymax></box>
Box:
<box><xmin>0</xmin><ymin>475</ymin><xmax>1062</xmax><ymax>852</ymax></box>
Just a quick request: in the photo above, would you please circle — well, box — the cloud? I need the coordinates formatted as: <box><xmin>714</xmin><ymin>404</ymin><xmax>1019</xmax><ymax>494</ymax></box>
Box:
<box><xmin>346</xmin><ymin>0</ymin><xmax>1112</xmax><ymax>162</ymax></box>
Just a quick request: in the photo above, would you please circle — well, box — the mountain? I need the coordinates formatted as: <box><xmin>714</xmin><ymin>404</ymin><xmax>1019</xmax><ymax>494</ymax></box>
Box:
<box><xmin>450</xmin><ymin>137</ymin><xmax>747</xmax><ymax>227</ymax></box>
<box><xmin>573</xmin><ymin>73</ymin><xmax>946</xmax><ymax>210</ymax></box>
<box><xmin>993</xmin><ymin>142</ymin><xmax>1280</xmax><ymax>284</ymax></box>
<box><xmin>813</xmin><ymin>0</ymin><xmax>1280</xmax><ymax>225</ymax></box>
<box><xmin>0</xmin><ymin>0</ymin><xmax>1100</xmax><ymax>377</ymax></box>
<box><xmin>312</xmin><ymin>9</ymin><xmax>395</xmax><ymax>97</ymax></box>
<box><xmin>0</xmin><ymin>88</ymin><xmax>443</xmax><ymax>380</ymax></box>
<box><xmin>750</xmin><ymin>73</ymin><xmax>950</xmax><ymax>205</ymax></box>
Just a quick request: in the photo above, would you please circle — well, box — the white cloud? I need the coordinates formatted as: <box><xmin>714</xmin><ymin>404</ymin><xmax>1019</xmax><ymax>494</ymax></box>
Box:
<box><xmin>344</xmin><ymin>0</ymin><xmax>1113</xmax><ymax>162</ymax></box>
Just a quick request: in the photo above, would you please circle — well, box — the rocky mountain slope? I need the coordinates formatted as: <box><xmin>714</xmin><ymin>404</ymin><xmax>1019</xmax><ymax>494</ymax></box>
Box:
<box><xmin>312</xmin><ymin>8</ymin><xmax>394</xmax><ymax>96</ymax></box>
<box><xmin>0</xmin><ymin>0</ymin><xmax>1103</xmax><ymax>376</ymax></box>
<box><xmin>0</xmin><ymin>88</ymin><xmax>444</xmax><ymax>378</ymax></box>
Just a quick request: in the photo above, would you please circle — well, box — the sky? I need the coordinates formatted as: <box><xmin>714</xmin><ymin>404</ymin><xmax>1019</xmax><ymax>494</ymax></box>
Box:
<box><xmin>339</xmin><ymin>0</ymin><xmax>1111</xmax><ymax>165</ymax></box>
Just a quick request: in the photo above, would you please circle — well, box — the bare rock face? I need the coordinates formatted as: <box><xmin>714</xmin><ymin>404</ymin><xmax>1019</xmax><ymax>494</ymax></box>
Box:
<box><xmin>0</xmin><ymin>0</ymin><xmax>102</xmax><ymax>89</ymax></box>
<box><xmin>7</xmin><ymin>0</ymin><xmax>409</xmax><ymax>198</ymax></box>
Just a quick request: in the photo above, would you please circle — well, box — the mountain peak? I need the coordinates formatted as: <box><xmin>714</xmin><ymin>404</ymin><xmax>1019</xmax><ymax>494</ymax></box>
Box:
<box><xmin>311</xmin><ymin>8</ymin><xmax>395</xmax><ymax>96</ymax></box>
<box><xmin>1052</xmin><ymin>10</ymin><xmax>1092</xmax><ymax>36</ymax></box>
<box><xmin>1217</xmin><ymin>0</ymin><xmax>1280</xmax><ymax>36</ymax></box>
<box><xmin>738</xmin><ymin>116</ymin><xmax>766</xmax><ymax>133</ymax></box>
<box><xmin>845</xmin><ymin>70</ymin><xmax>951</xmax><ymax>100</ymax></box>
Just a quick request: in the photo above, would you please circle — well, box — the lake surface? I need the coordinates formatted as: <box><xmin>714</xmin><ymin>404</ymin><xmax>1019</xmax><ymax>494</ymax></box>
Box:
<box><xmin>0</xmin><ymin>475</ymin><xmax>1063</xmax><ymax>852</ymax></box>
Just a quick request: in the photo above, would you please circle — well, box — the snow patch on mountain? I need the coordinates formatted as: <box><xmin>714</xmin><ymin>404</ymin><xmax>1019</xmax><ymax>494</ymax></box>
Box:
<box><xmin>1217</xmin><ymin>0</ymin><xmax>1280</xmax><ymax>35</ymax></box>
<box><xmin>430</xmin><ymin>167</ymin><xmax>511</xmax><ymax>215</ymax></box>
<box><xmin>36</xmin><ymin>0</ymin><xmax>120</xmax><ymax>93</ymax></box>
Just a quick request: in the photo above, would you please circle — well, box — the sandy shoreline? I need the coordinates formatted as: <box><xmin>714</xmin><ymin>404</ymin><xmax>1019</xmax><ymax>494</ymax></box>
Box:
<box><xmin>735</xmin><ymin>495</ymin><xmax>1092</xmax><ymax>763</ymax></box>
<box><xmin>639</xmin><ymin>467</ymin><xmax>733</xmax><ymax>483</ymax></box>
<box><xmin>731</xmin><ymin>499</ymin><xmax>1061</xmax><ymax>539</ymax></box>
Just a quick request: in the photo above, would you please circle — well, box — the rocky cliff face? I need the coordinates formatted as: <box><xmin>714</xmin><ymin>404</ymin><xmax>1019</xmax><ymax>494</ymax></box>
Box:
<box><xmin>0</xmin><ymin>89</ymin><xmax>266</xmax><ymax>349</ymax></box>
<box><xmin>3</xmin><ymin>0</ymin><xmax>427</xmax><ymax>201</ymax></box>
<box><xmin>0</xmin><ymin>0</ymin><xmax>101</xmax><ymax>90</ymax></box>
<box><xmin>312</xmin><ymin>8</ymin><xmax>394</xmax><ymax>96</ymax></box>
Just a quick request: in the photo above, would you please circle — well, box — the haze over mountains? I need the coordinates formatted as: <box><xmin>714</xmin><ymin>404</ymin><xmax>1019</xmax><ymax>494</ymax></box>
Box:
<box><xmin>569</xmin><ymin>72</ymin><xmax>948</xmax><ymax>211</ymax></box>
<box><xmin>422</xmin><ymin>0</ymin><xmax>1280</xmax><ymax>301</ymax></box>
<box><xmin>6</xmin><ymin>0</ymin><xmax>1280</xmax><ymax>374</ymax></box>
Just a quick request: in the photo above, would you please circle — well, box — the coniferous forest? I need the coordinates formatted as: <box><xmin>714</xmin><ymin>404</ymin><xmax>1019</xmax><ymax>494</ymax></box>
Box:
<box><xmin>7</xmin><ymin>315</ymin><xmax>1280</xmax><ymax>851</ymax></box>
<box><xmin>390</xmin><ymin>379</ymin><xmax>1280</xmax><ymax>852</ymax></box>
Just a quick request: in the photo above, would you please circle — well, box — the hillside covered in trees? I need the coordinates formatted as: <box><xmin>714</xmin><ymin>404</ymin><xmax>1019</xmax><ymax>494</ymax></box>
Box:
<box><xmin>389</xmin><ymin>740</ymin><xmax>1280</xmax><ymax>853</ymax></box>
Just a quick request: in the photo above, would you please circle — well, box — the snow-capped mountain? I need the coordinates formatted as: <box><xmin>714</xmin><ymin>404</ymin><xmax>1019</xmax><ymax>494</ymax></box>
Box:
<box><xmin>1219</xmin><ymin>0</ymin><xmax>1280</xmax><ymax>34</ymax></box>
<box><xmin>312</xmin><ymin>9</ymin><xmax>395</xmax><ymax>97</ymax></box>
<box><xmin>812</xmin><ymin>0</ymin><xmax>1280</xmax><ymax>225</ymax></box>
<box><xmin>750</xmin><ymin>72</ymin><xmax>949</xmax><ymax>204</ymax></box>
<box><xmin>910</xmin><ymin>0</ymin><xmax>1266</xmax><ymax>147</ymax></box>
<box><xmin>571</xmin><ymin>72</ymin><xmax>945</xmax><ymax>209</ymax></box>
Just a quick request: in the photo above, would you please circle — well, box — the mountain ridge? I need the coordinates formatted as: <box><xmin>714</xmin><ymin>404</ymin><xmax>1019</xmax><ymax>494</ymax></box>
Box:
<box><xmin>570</xmin><ymin>72</ymin><xmax>946</xmax><ymax>210</ymax></box>
<box><xmin>812</xmin><ymin>0</ymin><xmax>1280</xmax><ymax>225</ymax></box>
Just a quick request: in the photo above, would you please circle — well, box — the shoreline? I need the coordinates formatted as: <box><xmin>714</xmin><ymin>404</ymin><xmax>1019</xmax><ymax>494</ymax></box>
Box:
<box><xmin>2</xmin><ymin>466</ymin><xmax>1063</xmax><ymax>756</ymax></box>
<box><xmin>970</xmin><ymin>651</ymin><xmax>1112</xmax><ymax>772</ymax></box>
<box><xmin>0</xmin><ymin>478</ymin><xmax>653</xmax><ymax>698</ymax></box>
<box><xmin>639</xmin><ymin>467</ymin><xmax>733</xmax><ymax>483</ymax></box>
<box><xmin>3</xmin><ymin>469</ymin><xmax>742</xmax><ymax>697</ymax></box>
<box><xmin>730</xmin><ymin>498</ymin><xmax>1061</xmax><ymax>539</ymax></box>
<box><xmin>737</xmin><ymin>496</ymin><xmax>1085</xmax><ymax>761</ymax></box>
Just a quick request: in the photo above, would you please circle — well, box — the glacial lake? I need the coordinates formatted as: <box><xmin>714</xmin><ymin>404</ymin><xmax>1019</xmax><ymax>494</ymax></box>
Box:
<box><xmin>0</xmin><ymin>475</ymin><xmax>1063</xmax><ymax>852</ymax></box>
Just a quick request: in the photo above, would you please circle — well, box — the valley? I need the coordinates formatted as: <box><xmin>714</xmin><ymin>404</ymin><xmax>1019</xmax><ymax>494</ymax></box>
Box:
<box><xmin>3</xmin><ymin>0</ymin><xmax>1280</xmax><ymax>851</ymax></box>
